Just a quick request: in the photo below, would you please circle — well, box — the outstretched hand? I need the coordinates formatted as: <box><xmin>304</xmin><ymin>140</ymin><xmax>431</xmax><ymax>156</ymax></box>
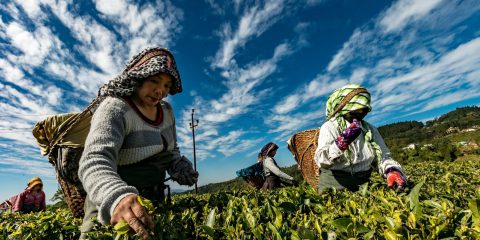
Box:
<box><xmin>386</xmin><ymin>170</ymin><xmax>407</xmax><ymax>191</ymax></box>
<box><xmin>111</xmin><ymin>194</ymin><xmax>154</xmax><ymax>240</ymax></box>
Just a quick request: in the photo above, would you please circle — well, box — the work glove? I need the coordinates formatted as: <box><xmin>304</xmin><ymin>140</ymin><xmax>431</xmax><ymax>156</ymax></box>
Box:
<box><xmin>335</xmin><ymin>119</ymin><xmax>362</xmax><ymax>150</ymax></box>
<box><xmin>168</xmin><ymin>156</ymin><xmax>199</xmax><ymax>186</ymax></box>
<box><xmin>386</xmin><ymin>170</ymin><xmax>407</xmax><ymax>191</ymax></box>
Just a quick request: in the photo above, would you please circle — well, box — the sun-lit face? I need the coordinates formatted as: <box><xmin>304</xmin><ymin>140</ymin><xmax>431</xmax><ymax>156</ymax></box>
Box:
<box><xmin>31</xmin><ymin>185</ymin><xmax>42</xmax><ymax>192</ymax></box>
<box><xmin>134</xmin><ymin>73</ymin><xmax>172</xmax><ymax>107</ymax></box>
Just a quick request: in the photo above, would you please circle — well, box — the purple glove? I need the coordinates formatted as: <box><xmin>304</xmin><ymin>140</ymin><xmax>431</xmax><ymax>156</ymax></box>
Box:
<box><xmin>335</xmin><ymin>119</ymin><xmax>362</xmax><ymax>150</ymax></box>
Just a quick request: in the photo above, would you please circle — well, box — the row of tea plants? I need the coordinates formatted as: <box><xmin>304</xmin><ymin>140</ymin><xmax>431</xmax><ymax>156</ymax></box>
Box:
<box><xmin>1</xmin><ymin>157</ymin><xmax>479</xmax><ymax>239</ymax></box>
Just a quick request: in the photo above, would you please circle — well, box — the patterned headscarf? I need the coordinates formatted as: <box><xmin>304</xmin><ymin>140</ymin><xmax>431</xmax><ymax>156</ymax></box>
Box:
<box><xmin>325</xmin><ymin>84</ymin><xmax>382</xmax><ymax>166</ymax></box>
<box><xmin>51</xmin><ymin>47</ymin><xmax>182</xmax><ymax>148</ymax></box>
<box><xmin>258</xmin><ymin>142</ymin><xmax>279</xmax><ymax>161</ymax></box>
<box><xmin>98</xmin><ymin>47</ymin><xmax>182</xmax><ymax>99</ymax></box>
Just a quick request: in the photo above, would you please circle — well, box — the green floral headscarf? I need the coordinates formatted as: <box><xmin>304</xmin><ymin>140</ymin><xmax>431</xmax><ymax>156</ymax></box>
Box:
<box><xmin>325</xmin><ymin>84</ymin><xmax>382</xmax><ymax>169</ymax></box>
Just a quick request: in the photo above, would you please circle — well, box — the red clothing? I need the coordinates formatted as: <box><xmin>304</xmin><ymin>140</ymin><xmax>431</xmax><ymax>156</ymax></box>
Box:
<box><xmin>12</xmin><ymin>189</ymin><xmax>46</xmax><ymax>212</ymax></box>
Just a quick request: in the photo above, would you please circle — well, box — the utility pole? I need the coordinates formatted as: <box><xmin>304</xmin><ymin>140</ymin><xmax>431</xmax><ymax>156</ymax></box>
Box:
<box><xmin>189</xmin><ymin>109</ymin><xmax>199</xmax><ymax>194</ymax></box>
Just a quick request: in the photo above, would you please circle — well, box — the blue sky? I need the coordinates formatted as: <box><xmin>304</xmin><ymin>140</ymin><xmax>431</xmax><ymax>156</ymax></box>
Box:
<box><xmin>1</xmin><ymin>0</ymin><xmax>479</xmax><ymax>203</ymax></box>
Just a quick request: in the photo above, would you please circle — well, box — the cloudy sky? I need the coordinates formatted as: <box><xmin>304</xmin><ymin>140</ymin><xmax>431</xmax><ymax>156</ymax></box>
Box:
<box><xmin>1</xmin><ymin>0</ymin><xmax>479</xmax><ymax>202</ymax></box>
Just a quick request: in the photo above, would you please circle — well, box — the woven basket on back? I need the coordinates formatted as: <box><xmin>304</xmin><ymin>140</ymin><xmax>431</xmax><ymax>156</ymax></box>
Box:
<box><xmin>287</xmin><ymin>129</ymin><xmax>320</xmax><ymax>188</ymax></box>
<box><xmin>33</xmin><ymin>112</ymin><xmax>91</xmax><ymax>218</ymax></box>
<box><xmin>242</xmin><ymin>176</ymin><xmax>265</xmax><ymax>189</ymax></box>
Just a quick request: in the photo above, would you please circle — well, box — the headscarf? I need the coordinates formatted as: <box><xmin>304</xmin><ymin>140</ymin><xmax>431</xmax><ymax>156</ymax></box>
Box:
<box><xmin>325</xmin><ymin>84</ymin><xmax>382</xmax><ymax>166</ymax></box>
<box><xmin>98</xmin><ymin>47</ymin><xmax>182</xmax><ymax>99</ymax></box>
<box><xmin>258</xmin><ymin>142</ymin><xmax>279</xmax><ymax>161</ymax></box>
<box><xmin>53</xmin><ymin>47</ymin><xmax>183</xmax><ymax>146</ymax></box>
<box><xmin>28</xmin><ymin>177</ymin><xmax>43</xmax><ymax>189</ymax></box>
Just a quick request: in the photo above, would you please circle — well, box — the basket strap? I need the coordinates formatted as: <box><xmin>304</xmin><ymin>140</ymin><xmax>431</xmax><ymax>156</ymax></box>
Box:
<box><xmin>47</xmin><ymin>98</ymin><xmax>101</xmax><ymax>161</ymax></box>
<box><xmin>328</xmin><ymin>88</ymin><xmax>368</xmax><ymax>120</ymax></box>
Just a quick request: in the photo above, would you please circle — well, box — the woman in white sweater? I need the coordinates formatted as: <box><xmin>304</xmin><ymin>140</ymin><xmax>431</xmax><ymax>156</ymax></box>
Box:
<box><xmin>259</xmin><ymin>142</ymin><xmax>298</xmax><ymax>190</ymax></box>
<box><xmin>314</xmin><ymin>84</ymin><xmax>407</xmax><ymax>193</ymax></box>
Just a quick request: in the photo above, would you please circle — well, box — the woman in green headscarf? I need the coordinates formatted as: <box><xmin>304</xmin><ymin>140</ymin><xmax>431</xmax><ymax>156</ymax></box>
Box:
<box><xmin>314</xmin><ymin>84</ymin><xmax>407</xmax><ymax>193</ymax></box>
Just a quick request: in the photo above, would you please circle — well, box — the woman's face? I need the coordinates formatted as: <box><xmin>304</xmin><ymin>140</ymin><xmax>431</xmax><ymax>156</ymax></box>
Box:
<box><xmin>269</xmin><ymin>149</ymin><xmax>277</xmax><ymax>157</ymax></box>
<box><xmin>343</xmin><ymin>108</ymin><xmax>369</xmax><ymax>123</ymax></box>
<box><xmin>135</xmin><ymin>73</ymin><xmax>172</xmax><ymax>107</ymax></box>
<box><xmin>31</xmin><ymin>185</ymin><xmax>42</xmax><ymax>192</ymax></box>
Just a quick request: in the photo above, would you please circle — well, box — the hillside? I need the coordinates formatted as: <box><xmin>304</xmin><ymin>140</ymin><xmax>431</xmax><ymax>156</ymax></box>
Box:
<box><xmin>188</xmin><ymin>106</ymin><xmax>480</xmax><ymax>194</ymax></box>
<box><xmin>184</xmin><ymin>165</ymin><xmax>304</xmax><ymax>194</ymax></box>
<box><xmin>378</xmin><ymin>106</ymin><xmax>480</xmax><ymax>147</ymax></box>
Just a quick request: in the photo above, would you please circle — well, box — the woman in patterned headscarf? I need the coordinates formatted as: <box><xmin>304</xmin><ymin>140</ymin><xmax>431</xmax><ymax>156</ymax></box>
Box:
<box><xmin>313</xmin><ymin>84</ymin><xmax>407</xmax><ymax>193</ymax></box>
<box><xmin>78</xmin><ymin>47</ymin><xmax>198</xmax><ymax>240</ymax></box>
<box><xmin>259</xmin><ymin>142</ymin><xmax>298</xmax><ymax>190</ymax></box>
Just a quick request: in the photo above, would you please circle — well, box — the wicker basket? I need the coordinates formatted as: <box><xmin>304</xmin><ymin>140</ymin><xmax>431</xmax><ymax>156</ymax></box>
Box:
<box><xmin>57</xmin><ymin>171</ymin><xmax>86</xmax><ymax>218</ymax></box>
<box><xmin>287</xmin><ymin>129</ymin><xmax>320</xmax><ymax>188</ymax></box>
<box><xmin>53</xmin><ymin>147</ymin><xmax>87</xmax><ymax>218</ymax></box>
<box><xmin>243</xmin><ymin>176</ymin><xmax>265</xmax><ymax>189</ymax></box>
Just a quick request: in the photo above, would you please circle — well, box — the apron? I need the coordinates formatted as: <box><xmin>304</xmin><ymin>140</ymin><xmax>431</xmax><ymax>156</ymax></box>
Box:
<box><xmin>317</xmin><ymin>168</ymin><xmax>372</xmax><ymax>193</ymax></box>
<box><xmin>80</xmin><ymin>152</ymin><xmax>173</xmax><ymax>239</ymax></box>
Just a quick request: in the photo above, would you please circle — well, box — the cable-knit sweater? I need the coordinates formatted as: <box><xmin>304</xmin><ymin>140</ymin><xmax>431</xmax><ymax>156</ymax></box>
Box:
<box><xmin>78</xmin><ymin>96</ymin><xmax>181</xmax><ymax>224</ymax></box>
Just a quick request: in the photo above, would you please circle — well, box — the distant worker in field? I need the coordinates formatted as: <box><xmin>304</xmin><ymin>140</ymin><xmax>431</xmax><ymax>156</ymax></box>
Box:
<box><xmin>314</xmin><ymin>84</ymin><xmax>407</xmax><ymax>193</ymax></box>
<box><xmin>259</xmin><ymin>142</ymin><xmax>298</xmax><ymax>190</ymax></box>
<box><xmin>9</xmin><ymin>177</ymin><xmax>46</xmax><ymax>213</ymax></box>
<box><xmin>78</xmin><ymin>47</ymin><xmax>198</xmax><ymax>240</ymax></box>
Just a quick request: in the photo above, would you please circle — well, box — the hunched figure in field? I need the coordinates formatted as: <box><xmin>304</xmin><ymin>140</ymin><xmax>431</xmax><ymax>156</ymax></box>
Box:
<box><xmin>314</xmin><ymin>84</ymin><xmax>407</xmax><ymax>193</ymax></box>
<box><xmin>78</xmin><ymin>47</ymin><xmax>198</xmax><ymax>239</ymax></box>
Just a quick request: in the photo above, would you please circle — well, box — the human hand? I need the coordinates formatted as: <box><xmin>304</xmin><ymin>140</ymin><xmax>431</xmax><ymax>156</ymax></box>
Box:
<box><xmin>335</xmin><ymin>119</ymin><xmax>362</xmax><ymax>150</ymax></box>
<box><xmin>111</xmin><ymin>195</ymin><xmax>154</xmax><ymax>240</ymax></box>
<box><xmin>386</xmin><ymin>170</ymin><xmax>407</xmax><ymax>191</ymax></box>
<box><xmin>169</xmin><ymin>157</ymin><xmax>199</xmax><ymax>186</ymax></box>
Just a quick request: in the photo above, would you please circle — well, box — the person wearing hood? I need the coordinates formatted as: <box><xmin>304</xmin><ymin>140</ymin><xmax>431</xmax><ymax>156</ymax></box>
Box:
<box><xmin>10</xmin><ymin>177</ymin><xmax>46</xmax><ymax>213</ymax></box>
<box><xmin>78</xmin><ymin>47</ymin><xmax>198</xmax><ymax>240</ymax></box>
<box><xmin>314</xmin><ymin>84</ymin><xmax>407</xmax><ymax>193</ymax></box>
<box><xmin>259</xmin><ymin>142</ymin><xmax>298</xmax><ymax>190</ymax></box>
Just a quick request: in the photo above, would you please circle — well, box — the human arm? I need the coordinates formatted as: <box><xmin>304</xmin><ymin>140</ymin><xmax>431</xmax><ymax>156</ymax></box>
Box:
<box><xmin>12</xmin><ymin>190</ymin><xmax>27</xmax><ymax>212</ymax></box>
<box><xmin>78</xmin><ymin>98</ymin><xmax>139</xmax><ymax>224</ymax></box>
<box><xmin>370</xmin><ymin>124</ymin><xmax>407</xmax><ymax>189</ymax></box>
<box><xmin>263</xmin><ymin>158</ymin><xmax>294</xmax><ymax>181</ymax></box>
<box><xmin>313</xmin><ymin>121</ymin><xmax>347</xmax><ymax>169</ymax></box>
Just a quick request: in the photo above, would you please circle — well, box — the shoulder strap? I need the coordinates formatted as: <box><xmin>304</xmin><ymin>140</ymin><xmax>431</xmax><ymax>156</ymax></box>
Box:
<box><xmin>328</xmin><ymin>88</ymin><xmax>368</xmax><ymax>120</ymax></box>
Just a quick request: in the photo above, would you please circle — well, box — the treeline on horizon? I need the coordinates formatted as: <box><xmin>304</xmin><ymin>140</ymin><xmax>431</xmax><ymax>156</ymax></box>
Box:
<box><xmin>187</xmin><ymin>106</ymin><xmax>480</xmax><ymax>194</ymax></box>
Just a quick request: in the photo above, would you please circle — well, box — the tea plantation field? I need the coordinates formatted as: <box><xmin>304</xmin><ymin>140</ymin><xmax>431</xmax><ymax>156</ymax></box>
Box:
<box><xmin>2</xmin><ymin>156</ymin><xmax>480</xmax><ymax>239</ymax></box>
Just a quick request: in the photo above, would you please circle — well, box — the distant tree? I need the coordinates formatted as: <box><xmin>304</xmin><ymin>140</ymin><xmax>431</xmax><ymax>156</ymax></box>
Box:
<box><xmin>48</xmin><ymin>188</ymin><xmax>67</xmax><ymax>210</ymax></box>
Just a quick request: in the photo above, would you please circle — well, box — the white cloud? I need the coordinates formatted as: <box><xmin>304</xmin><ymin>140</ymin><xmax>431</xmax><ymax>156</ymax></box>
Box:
<box><xmin>375</xmin><ymin>37</ymin><xmax>480</xmax><ymax>113</ymax></box>
<box><xmin>379</xmin><ymin>0</ymin><xmax>443</xmax><ymax>33</ymax></box>
<box><xmin>94</xmin><ymin>0</ymin><xmax>183</xmax><ymax>57</ymax></box>
<box><xmin>212</xmin><ymin>0</ymin><xmax>286</xmax><ymax>69</ymax></box>
<box><xmin>267</xmin><ymin>108</ymin><xmax>325</xmax><ymax>140</ymax></box>
<box><xmin>326</xmin><ymin>29</ymin><xmax>366</xmax><ymax>72</ymax></box>
<box><xmin>272</xmin><ymin>0</ymin><xmax>479</xmax><ymax>140</ymax></box>
<box><xmin>274</xmin><ymin>75</ymin><xmax>347</xmax><ymax>114</ymax></box>
<box><xmin>4</xmin><ymin>22</ymin><xmax>57</xmax><ymax>66</ymax></box>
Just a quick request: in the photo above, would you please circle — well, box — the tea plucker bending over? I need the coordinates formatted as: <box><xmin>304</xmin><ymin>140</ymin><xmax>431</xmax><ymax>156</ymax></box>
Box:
<box><xmin>314</xmin><ymin>84</ymin><xmax>407</xmax><ymax>193</ymax></box>
<box><xmin>259</xmin><ymin>142</ymin><xmax>298</xmax><ymax>190</ymax></box>
<box><xmin>78</xmin><ymin>47</ymin><xmax>198</xmax><ymax>239</ymax></box>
